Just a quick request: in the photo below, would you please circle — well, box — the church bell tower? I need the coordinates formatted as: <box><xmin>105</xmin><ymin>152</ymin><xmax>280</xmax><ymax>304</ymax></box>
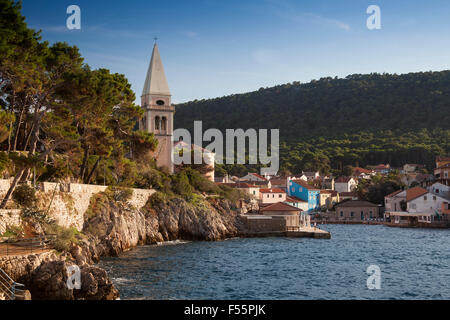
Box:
<box><xmin>140</xmin><ymin>43</ymin><xmax>174</xmax><ymax>173</ymax></box>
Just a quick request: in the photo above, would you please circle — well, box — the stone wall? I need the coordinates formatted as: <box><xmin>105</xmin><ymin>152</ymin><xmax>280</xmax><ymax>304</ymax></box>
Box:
<box><xmin>0</xmin><ymin>209</ymin><xmax>21</xmax><ymax>234</ymax></box>
<box><xmin>0</xmin><ymin>178</ymin><xmax>12</xmax><ymax>198</ymax></box>
<box><xmin>0</xmin><ymin>180</ymin><xmax>156</xmax><ymax>232</ymax></box>
<box><xmin>242</xmin><ymin>215</ymin><xmax>287</xmax><ymax>232</ymax></box>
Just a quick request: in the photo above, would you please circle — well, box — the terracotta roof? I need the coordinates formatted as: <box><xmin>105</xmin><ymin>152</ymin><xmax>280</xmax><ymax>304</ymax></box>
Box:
<box><xmin>353</xmin><ymin>167</ymin><xmax>372</xmax><ymax>175</ymax></box>
<box><xmin>249</xmin><ymin>173</ymin><xmax>268</xmax><ymax>181</ymax></box>
<box><xmin>285</xmin><ymin>196</ymin><xmax>307</xmax><ymax>203</ymax></box>
<box><xmin>291</xmin><ymin>179</ymin><xmax>320</xmax><ymax>191</ymax></box>
<box><xmin>436</xmin><ymin>163</ymin><xmax>450</xmax><ymax>169</ymax></box>
<box><xmin>406</xmin><ymin>186</ymin><xmax>428</xmax><ymax>202</ymax></box>
<box><xmin>260</xmin><ymin>188</ymin><xmax>285</xmax><ymax>194</ymax></box>
<box><xmin>436</xmin><ymin>156</ymin><xmax>450</xmax><ymax>162</ymax></box>
<box><xmin>260</xmin><ymin>202</ymin><xmax>302</xmax><ymax>212</ymax></box>
<box><xmin>336</xmin><ymin>200</ymin><xmax>379</xmax><ymax>208</ymax></box>
<box><xmin>386</xmin><ymin>189</ymin><xmax>403</xmax><ymax>198</ymax></box>
<box><xmin>321</xmin><ymin>190</ymin><xmax>338</xmax><ymax>196</ymax></box>
<box><xmin>269</xmin><ymin>179</ymin><xmax>287</xmax><ymax>186</ymax></box>
<box><xmin>240</xmin><ymin>180</ymin><xmax>269</xmax><ymax>186</ymax></box>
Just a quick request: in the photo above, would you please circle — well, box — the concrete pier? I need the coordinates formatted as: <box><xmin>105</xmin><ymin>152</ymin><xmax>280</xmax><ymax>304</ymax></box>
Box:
<box><xmin>240</xmin><ymin>228</ymin><xmax>331</xmax><ymax>239</ymax></box>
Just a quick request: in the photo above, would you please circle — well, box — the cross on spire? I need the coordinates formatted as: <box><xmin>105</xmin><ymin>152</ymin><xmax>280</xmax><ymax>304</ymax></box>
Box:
<box><xmin>154</xmin><ymin>36</ymin><xmax>158</xmax><ymax>43</ymax></box>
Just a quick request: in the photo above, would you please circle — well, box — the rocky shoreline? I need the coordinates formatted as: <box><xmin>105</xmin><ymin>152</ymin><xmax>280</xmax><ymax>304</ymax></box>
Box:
<box><xmin>1</xmin><ymin>196</ymin><xmax>243</xmax><ymax>300</ymax></box>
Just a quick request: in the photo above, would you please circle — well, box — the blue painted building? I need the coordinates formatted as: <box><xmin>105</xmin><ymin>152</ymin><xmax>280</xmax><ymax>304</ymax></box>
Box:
<box><xmin>288</xmin><ymin>179</ymin><xmax>321</xmax><ymax>213</ymax></box>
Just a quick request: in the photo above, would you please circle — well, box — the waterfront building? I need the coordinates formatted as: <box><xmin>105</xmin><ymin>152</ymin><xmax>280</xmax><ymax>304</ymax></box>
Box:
<box><xmin>319</xmin><ymin>190</ymin><xmax>339</xmax><ymax>209</ymax></box>
<box><xmin>429</xmin><ymin>182</ymin><xmax>450</xmax><ymax>200</ymax></box>
<box><xmin>284</xmin><ymin>195</ymin><xmax>309</xmax><ymax>212</ymax></box>
<box><xmin>259</xmin><ymin>188</ymin><xmax>286</xmax><ymax>204</ymax></box>
<box><xmin>287</xmin><ymin>179</ymin><xmax>320</xmax><ymax>212</ymax></box>
<box><xmin>335</xmin><ymin>200</ymin><xmax>381</xmax><ymax>221</ymax></box>
<box><xmin>434</xmin><ymin>163</ymin><xmax>450</xmax><ymax>186</ymax></box>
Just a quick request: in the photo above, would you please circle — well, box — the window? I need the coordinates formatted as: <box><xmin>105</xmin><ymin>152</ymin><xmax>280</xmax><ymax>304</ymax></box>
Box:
<box><xmin>340</xmin><ymin>211</ymin><xmax>343</xmax><ymax>217</ymax></box>
<box><xmin>424</xmin><ymin>196</ymin><xmax>427</xmax><ymax>201</ymax></box>
<box><xmin>156</xmin><ymin>100</ymin><xmax>165</xmax><ymax>106</ymax></box>
<box><xmin>253</xmin><ymin>191</ymin><xmax>256</xmax><ymax>195</ymax></box>
<box><xmin>350</xmin><ymin>212</ymin><xmax>354</xmax><ymax>217</ymax></box>
<box><xmin>161</xmin><ymin>117</ymin><xmax>167</xmax><ymax>131</ymax></box>
<box><xmin>155</xmin><ymin>116</ymin><xmax>160</xmax><ymax>130</ymax></box>
<box><xmin>267</xmin><ymin>195</ymin><xmax>269</xmax><ymax>198</ymax></box>
<box><xmin>279</xmin><ymin>194</ymin><xmax>282</xmax><ymax>198</ymax></box>
<box><xmin>433</xmin><ymin>196</ymin><xmax>436</xmax><ymax>200</ymax></box>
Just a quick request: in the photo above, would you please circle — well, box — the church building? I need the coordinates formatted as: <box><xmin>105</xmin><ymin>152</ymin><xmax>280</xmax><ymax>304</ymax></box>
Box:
<box><xmin>140</xmin><ymin>43</ymin><xmax>215</xmax><ymax>180</ymax></box>
<box><xmin>140</xmin><ymin>43</ymin><xmax>174</xmax><ymax>173</ymax></box>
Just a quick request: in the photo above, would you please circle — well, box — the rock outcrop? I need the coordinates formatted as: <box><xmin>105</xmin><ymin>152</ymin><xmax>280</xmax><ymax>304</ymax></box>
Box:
<box><xmin>28</xmin><ymin>260</ymin><xmax>118</xmax><ymax>300</ymax></box>
<box><xmin>1</xmin><ymin>194</ymin><xmax>241</xmax><ymax>300</ymax></box>
<box><xmin>71</xmin><ymin>196</ymin><xmax>242</xmax><ymax>265</ymax></box>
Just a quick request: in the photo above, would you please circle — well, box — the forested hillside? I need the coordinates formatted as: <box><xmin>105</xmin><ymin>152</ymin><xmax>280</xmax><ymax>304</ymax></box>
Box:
<box><xmin>175</xmin><ymin>72</ymin><xmax>450</xmax><ymax>174</ymax></box>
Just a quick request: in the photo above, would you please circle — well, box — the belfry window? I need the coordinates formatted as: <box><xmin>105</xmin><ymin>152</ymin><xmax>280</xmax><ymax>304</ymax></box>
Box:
<box><xmin>155</xmin><ymin>116</ymin><xmax>160</xmax><ymax>130</ymax></box>
<box><xmin>161</xmin><ymin>116</ymin><xmax>167</xmax><ymax>131</ymax></box>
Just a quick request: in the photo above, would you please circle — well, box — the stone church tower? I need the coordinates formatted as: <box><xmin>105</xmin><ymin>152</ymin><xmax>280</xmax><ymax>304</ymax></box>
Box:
<box><xmin>140</xmin><ymin>43</ymin><xmax>174</xmax><ymax>173</ymax></box>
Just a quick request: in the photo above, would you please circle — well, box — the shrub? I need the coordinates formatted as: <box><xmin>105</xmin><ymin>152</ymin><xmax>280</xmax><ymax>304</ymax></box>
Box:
<box><xmin>43</xmin><ymin>224</ymin><xmax>82</xmax><ymax>252</ymax></box>
<box><xmin>85</xmin><ymin>193</ymin><xmax>109</xmax><ymax>220</ymax></box>
<box><xmin>12</xmin><ymin>184</ymin><xmax>37</xmax><ymax>208</ymax></box>
<box><xmin>148</xmin><ymin>191</ymin><xmax>169</xmax><ymax>207</ymax></box>
<box><xmin>105</xmin><ymin>186</ymin><xmax>133</xmax><ymax>202</ymax></box>
<box><xmin>171</xmin><ymin>171</ymin><xmax>193</xmax><ymax>198</ymax></box>
<box><xmin>21</xmin><ymin>208</ymin><xmax>53</xmax><ymax>224</ymax></box>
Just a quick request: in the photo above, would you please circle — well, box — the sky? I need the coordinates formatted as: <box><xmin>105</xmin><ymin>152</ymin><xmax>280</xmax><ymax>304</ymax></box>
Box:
<box><xmin>21</xmin><ymin>0</ymin><xmax>450</xmax><ymax>103</ymax></box>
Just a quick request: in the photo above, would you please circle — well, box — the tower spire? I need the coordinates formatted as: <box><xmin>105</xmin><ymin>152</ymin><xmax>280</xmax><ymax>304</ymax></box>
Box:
<box><xmin>142</xmin><ymin>42</ymin><xmax>170</xmax><ymax>97</ymax></box>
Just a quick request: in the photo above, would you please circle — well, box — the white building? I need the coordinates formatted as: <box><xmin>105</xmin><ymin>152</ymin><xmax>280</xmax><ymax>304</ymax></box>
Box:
<box><xmin>259</xmin><ymin>188</ymin><xmax>287</xmax><ymax>204</ymax></box>
<box><xmin>335</xmin><ymin>177</ymin><xmax>357</xmax><ymax>193</ymax></box>
<box><xmin>429</xmin><ymin>182</ymin><xmax>450</xmax><ymax>200</ymax></box>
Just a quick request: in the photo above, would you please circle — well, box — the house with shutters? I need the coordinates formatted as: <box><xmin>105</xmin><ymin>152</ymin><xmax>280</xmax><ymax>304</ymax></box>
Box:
<box><xmin>287</xmin><ymin>179</ymin><xmax>320</xmax><ymax>212</ymax></box>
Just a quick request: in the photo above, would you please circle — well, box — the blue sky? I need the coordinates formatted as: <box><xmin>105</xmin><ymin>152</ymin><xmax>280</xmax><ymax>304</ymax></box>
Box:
<box><xmin>22</xmin><ymin>0</ymin><xmax>450</xmax><ymax>103</ymax></box>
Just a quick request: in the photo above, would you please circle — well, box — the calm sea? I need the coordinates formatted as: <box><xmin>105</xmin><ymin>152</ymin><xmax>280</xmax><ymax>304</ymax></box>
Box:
<box><xmin>97</xmin><ymin>224</ymin><xmax>450</xmax><ymax>300</ymax></box>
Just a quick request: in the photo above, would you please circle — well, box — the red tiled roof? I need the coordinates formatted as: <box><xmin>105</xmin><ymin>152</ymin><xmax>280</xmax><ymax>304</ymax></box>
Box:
<box><xmin>285</xmin><ymin>196</ymin><xmax>307</xmax><ymax>203</ymax></box>
<box><xmin>260</xmin><ymin>188</ymin><xmax>285</xmax><ymax>194</ymax></box>
<box><xmin>291</xmin><ymin>179</ymin><xmax>320</xmax><ymax>191</ymax></box>
<box><xmin>436</xmin><ymin>156</ymin><xmax>450</xmax><ymax>162</ymax></box>
<box><xmin>269</xmin><ymin>179</ymin><xmax>287</xmax><ymax>186</ymax></box>
<box><xmin>406</xmin><ymin>186</ymin><xmax>428</xmax><ymax>202</ymax></box>
<box><xmin>353</xmin><ymin>167</ymin><xmax>372</xmax><ymax>175</ymax></box>
<box><xmin>436</xmin><ymin>163</ymin><xmax>450</xmax><ymax>169</ymax></box>
<box><xmin>260</xmin><ymin>202</ymin><xmax>302</xmax><ymax>212</ymax></box>
<box><xmin>336</xmin><ymin>176</ymin><xmax>352</xmax><ymax>183</ymax></box>
<box><xmin>320</xmin><ymin>190</ymin><xmax>338</xmax><ymax>196</ymax></box>
<box><xmin>249</xmin><ymin>173</ymin><xmax>268</xmax><ymax>181</ymax></box>
<box><xmin>386</xmin><ymin>189</ymin><xmax>403</xmax><ymax>198</ymax></box>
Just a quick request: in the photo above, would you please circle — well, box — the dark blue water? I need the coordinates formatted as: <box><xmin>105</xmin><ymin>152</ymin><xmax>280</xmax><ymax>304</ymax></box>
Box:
<box><xmin>97</xmin><ymin>225</ymin><xmax>450</xmax><ymax>300</ymax></box>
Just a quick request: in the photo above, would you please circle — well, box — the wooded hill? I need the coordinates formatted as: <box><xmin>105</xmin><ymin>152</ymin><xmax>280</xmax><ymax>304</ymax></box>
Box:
<box><xmin>175</xmin><ymin>72</ymin><xmax>450</xmax><ymax>174</ymax></box>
